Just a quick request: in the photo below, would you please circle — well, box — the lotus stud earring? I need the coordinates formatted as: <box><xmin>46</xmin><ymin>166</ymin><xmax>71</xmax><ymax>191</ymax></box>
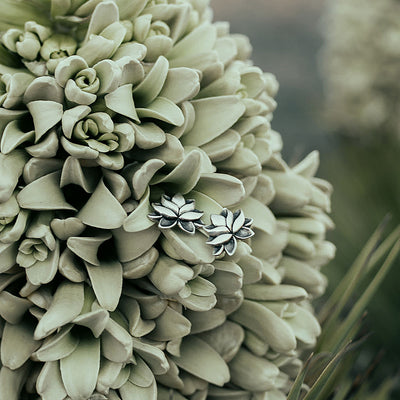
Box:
<box><xmin>204</xmin><ymin>208</ymin><xmax>254</xmax><ymax>256</ymax></box>
<box><xmin>148</xmin><ymin>193</ymin><xmax>204</xmax><ymax>234</ymax></box>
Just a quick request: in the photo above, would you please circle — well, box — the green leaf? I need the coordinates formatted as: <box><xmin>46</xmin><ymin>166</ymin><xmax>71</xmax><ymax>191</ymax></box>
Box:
<box><xmin>287</xmin><ymin>354</ymin><xmax>313</xmax><ymax>400</ymax></box>
<box><xmin>304</xmin><ymin>339</ymin><xmax>367</xmax><ymax>400</ymax></box>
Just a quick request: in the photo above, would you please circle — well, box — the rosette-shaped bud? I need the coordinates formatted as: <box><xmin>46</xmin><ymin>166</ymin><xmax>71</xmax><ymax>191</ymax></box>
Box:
<box><xmin>0</xmin><ymin>1</ymin><xmax>334</xmax><ymax>399</ymax></box>
<box><xmin>321</xmin><ymin>0</ymin><xmax>400</xmax><ymax>139</ymax></box>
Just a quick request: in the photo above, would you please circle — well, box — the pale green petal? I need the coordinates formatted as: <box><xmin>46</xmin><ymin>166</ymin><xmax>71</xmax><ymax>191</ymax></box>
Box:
<box><xmin>105</xmin><ymin>84</ymin><xmax>139</xmax><ymax>122</ymax></box>
<box><xmin>128</xmin><ymin>133</ymin><xmax>184</xmax><ymax>167</ymax></box>
<box><xmin>156</xmin><ymin>358</ymin><xmax>184</xmax><ymax>393</ymax></box>
<box><xmin>73</xmin><ymin>308</ymin><xmax>109</xmax><ymax>338</ymax></box>
<box><xmin>170</xmin><ymin>336</ymin><xmax>230</xmax><ymax>387</ymax></box>
<box><xmin>151</xmin><ymin>149</ymin><xmax>202</xmax><ymax>194</ymax></box>
<box><xmin>132</xmin><ymin>337</ymin><xmax>169</xmax><ymax>375</ymax></box>
<box><xmin>181</xmin><ymin>96</ymin><xmax>245</xmax><ymax>146</ymax></box>
<box><xmin>167</xmin><ymin>23</ymin><xmax>217</xmax><ymax>60</ymax></box>
<box><xmin>130</xmin><ymin>122</ymin><xmax>166</xmax><ymax>150</ymax></box>
<box><xmin>285</xmin><ymin>232</ymin><xmax>316</xmax><ymax>260</ymax></box>
<box><xmin>128</xmin><ymin>355</ymin><xmax>154</xmax><ymax>387</ymax></box>
<box><xmin>96</xmin><ymin>360</ymin><xmax>123</xmax><ymax>395</ymax></box>
<box><xmin>110</xmin><ymin>365</ymin><xmax>130</xmax><ymax>390</ymax></box>
<box><xmin>229</xmin><ymin>348</ymin><xmax>279</xmax><ymax>392</ymax></box>
<box><xmin>60</xmin><ymin>156</ymin><xmax>99</xmax><ymax>192</ymax></box>
<box><xmin>77</xmin><ymin>35</ymin><xmax>116</xmax><ymax>66</ymax></box>
<box><xmin>23</xmin><ymin>76</ymin><xmax>64</xmax><ymax>104</ymax></box>
<box><xmin>144</xmin><ymin>35</ymin><xmax>173</xmax><ymax>63</ymax></box>
<box><xmin>133</xmin><ymin>55</ymin><xmax>169</xmax><ymax>106</ymax></box>
<box><xmin>85</xmin><ymin>259</ymin><xmax>123</xmax><ymax>312</ymax></box>
<box><xmin>97</xmin><ymin>152</ymin><xmax>125</xmax><ymax>170</ymax></box>
<box><xmin>185</xmin><ymin>308</ymin><xmax>226</xmax><ymax>334</ymax></box>
<box><xmin>17</xmin><ymin>171</ymin><xmax>76</xmax><ymax>211</ymax></box>
<box><xmin>25</xmin><ymin>130</ymin><xmax>59</xmax><ymax>158</ymax></box>
<box><xmin>103</xmin><ymin>169</ymin><xmax>132</xmax><ymax>203</ymax></box>
<box><xmin>149</xmin><ymin>255</ymin><xmax>194</xmax><ymax>296</ymax></box>
<box><xmin>0</xmin><ymin>291</ymin><xmax>31</xmax><ymax>323</ymax></box>
<box><xmin>1</xmin><ymin>72</ymin><xmax>34</xmax><ymax>109</ymax></box>
<box><xmin>59</xmin><ymin>249</ymin><xmax>87</xmax><ymax>283</ymax></box>
<box><xmin>50</xmin><ymin>217</ymin><xmax>85</xmax><ymax>241</ymax></box>
<box><xmin>67</xmin><ymin>233</ymin><xmax>111</xmax><ymax>266</ymax></box>
<box><xmin>195</xmin><ymin>173</ymin><xmax>245</xmax><ymax>207</ymax></box>
<box><xmin>162</xmin><ymin>229</ymin><xmax>214</xmax><ymax>265</ymax></box>
<box><xmin>238</xmin><ymin>254</ymin><xmax>262</xmax><ymax>285</ymax></box>
<box><xmin>34</xmin><ymin>282</ymin><xmax>84</xmax><ymax>340</ymax></box>
<box><xmin>116</xmin><ymin>56</ymin><xmax>144</xmax><ymax>86</ymax></box>
<box><xmin>0</xmin><ymin>191</ymin><xmax>19</xmax><ymax>219</ymax></box>
<box><xmin>230</xmin><ymin>299</ymin><xmax>296</xmax><ymax>353</ymax></box>
<box><xmin>251</xmin><ymin>223</ymin><xmax>288</xmax><ymax>261</ymax></box>
<box><xmin>77</xmin><ymin>179</ymin><xmax>127</xmax><ymax>229</ymax></box>
<box><xmin>148</xmin><ymin>306</ymin><xmax>191</xmax><ymax>341</ymax></box>
<box><xmin>0</xmin><ymin>209</ymin><xmax>29</xmax><ymax>244</ymax></box>
<box><xmin>1</xmin><ymin>320</ymin><xmax>40</xmax><ymax>369</ymax></box>
<box><xmin>60</xmin><ymin>336</ymin><xmax>100</xmax><ymax>400</ymax></box>
<box><xmin>123</xmin><ymin>187</ymin><xmax>154</xmax><ymax>232</ymax></box>
<box><xmin>285</xmin><ymin>304</ymin><xmax>321</xmax><ymax>346</ymax></box>
<box><xmin>200</xmin><ymin>129</ymin><xmax>241</xmax><ymax>163</ymax></box>
<box><xmin>265</xmin><ymin>170</ymin><xmax>313</xmax><ymax>213</ymax></box>
<box><xmin>113</xmin><ymin>225</ymin><xmax>160</xmax><ymax>263</ymax></box>
<box><xmin>170</xmin><ymin>101</ymin><xmax>195</xmax><ymax>139</ymax></box>
<box><xmin>240</xmin><ymin>196</ymin><xmax>276</xmax><ymax>235</ymax></box>
<box><xmin>216</xmin><ymin>146</ymin><xmax>261</xmax><ymax>176</ymax></box>
<box><xmin>122</xmin><ymin>247</ymin><xmax>158</xmax><ymax>279</ymax></box>
<box><xmin>119</xmin><ymin>377</ymin><xmax>157</xmax><ymax>400</ymax></box>
<box><xmin>101</xmin><ymin>318</ymin><xmax>133</xmax><ymax>363</ymax></box>
<box><xmin>33</xmin><ymin>326</ymin><xmax>78</xmax><ymax>362</ymax></box>
<box><xmin>208</xmin><ymin>260</ymin><xmax>243</xmax><ymax>295</ymax></box>
<box><xmin>112</xmin><ymin>42</ymin><xmax>147</xmax><ymax>61</ymax></box>
<box><xmin>36</xmin><ymin>361</ymin><xmax>68</xmax><ymax>400</ymax></box>
<box><xmin>214</xmin><ymin>36</ymin><xmax>238</xmax><ymax>65</ymax></box>
<box><xmin>0</xmin><ymin>109</ymin><xmax>28</xmax><ymax>139</ymax></box>
<box><xmin>61</xmin><ymin>136</ymin><xmax>99</xmax><ymax>160</ymax></box>
<box><xmin>137</xmin><ymin>97</ymin><xmax>184</xmax><ymax>126</ymax></box>
<box><xmin>0</xmin><ymin>363</ymin><xmax>30</xmax><ymax>400</ymax></box>
<box><xmin>243</xmin><ymin>329</ymin><xmax>269</xmax><ymax>357</ymax></box>
<box><xmin>0</xmin><ymin>149</ymin><xmax>29</xmax><ymax>202</ymax></box>
<box><xmin>251</xmin><ymin>174</ymin><xmax>276</xmax><ymax>205</ymax></box>
<box><xmin>113</xmin><ymin>122</ymin><xmax>135</xmax><ymax>152</ymax></box>
<box><xmin>281</xmin><ymin>257</ymin><xmax>326</xmax><ymax>296</ymax></box>
<box><xmin>83</xmin><ymin>1</ymin><xmax>119</xmax><ymax>42</ymax></box>
<box><xmin>243</xmin><ymin>284</ymin><xmax>307</xmax><ymax>302</ymax></box>
<box><xmin>127</xmin><ymin>159</ymin><xmax>165</xmax><ymax>200</ymax></box>
<box><xmin>292</xmin><ymin>150</ymin><xmax>320</xmax><ymax>178</ymax></box>
<box><xmin>199</xmin><ymin>321</ymin><xmax>245</xmax><ymax>363</ymax></box>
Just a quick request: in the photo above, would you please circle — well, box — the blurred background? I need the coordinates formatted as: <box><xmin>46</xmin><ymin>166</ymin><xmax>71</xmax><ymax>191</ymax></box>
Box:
<box><xmin>212</xmin><ymin>0</ymin><xmax>400</xmax><ymax>394</ymax></box>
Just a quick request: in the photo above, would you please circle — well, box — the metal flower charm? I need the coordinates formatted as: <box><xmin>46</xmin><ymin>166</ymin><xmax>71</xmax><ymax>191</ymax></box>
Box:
<box><xmin>205</xmin><ymin>209</ymin><xmax>254</xmax><ymax>256</ymax></box>
<box><xmin>148</xmin><ymin>193</ymin><xmax>204</xmax><ymax>234</ymax></box>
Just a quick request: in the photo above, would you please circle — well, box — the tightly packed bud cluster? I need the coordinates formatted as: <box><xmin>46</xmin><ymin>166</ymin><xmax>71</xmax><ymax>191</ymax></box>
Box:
<box><xmin>0</xmin><ymin>1</ymin><xmax>335</xmax><ymax>399</ymax></box>
<box><xmin>322</xmin><ymin>0</ymin><xmax>400</xmax><ymax>138</ymax></box>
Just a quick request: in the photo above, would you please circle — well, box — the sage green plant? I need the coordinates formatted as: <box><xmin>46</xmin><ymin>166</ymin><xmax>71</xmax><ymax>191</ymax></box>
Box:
<box><xmin>0</xmin><ymin>1</ymin><xmax>334</xmax><ymax>399</ymax></box>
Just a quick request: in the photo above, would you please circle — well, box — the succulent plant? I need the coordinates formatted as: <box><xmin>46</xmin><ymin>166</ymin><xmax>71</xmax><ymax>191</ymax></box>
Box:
<box><xmin>0</xmin><ymin>1</ymin><xmax>334</xmax><ymax>399</ymax></box>
<box><xmin>321</xmin><ymin>0</ymin><xmax>400</xmax><ymax>139</ymax></box>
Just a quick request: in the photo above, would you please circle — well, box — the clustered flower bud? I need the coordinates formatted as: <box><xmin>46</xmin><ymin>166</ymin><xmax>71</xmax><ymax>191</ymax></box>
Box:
<box><xmin>0</xmin><ymin>1</ymin><xmax>334</xmax><ymax>399</ymax></box>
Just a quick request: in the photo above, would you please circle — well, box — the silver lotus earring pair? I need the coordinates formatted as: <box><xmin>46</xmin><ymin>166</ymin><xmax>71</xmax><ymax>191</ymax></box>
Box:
<box><xmin>148</xmin><ymin>193</ymin><xmax>255</xmax><ymax>256</ymax></box>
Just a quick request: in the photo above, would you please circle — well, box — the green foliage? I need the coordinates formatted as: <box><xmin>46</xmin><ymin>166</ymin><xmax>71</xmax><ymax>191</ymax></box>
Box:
<box><xmin>288</xmin><ymin>219</ymin><xmax>400</xmax><ymax>399</ymax></box>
